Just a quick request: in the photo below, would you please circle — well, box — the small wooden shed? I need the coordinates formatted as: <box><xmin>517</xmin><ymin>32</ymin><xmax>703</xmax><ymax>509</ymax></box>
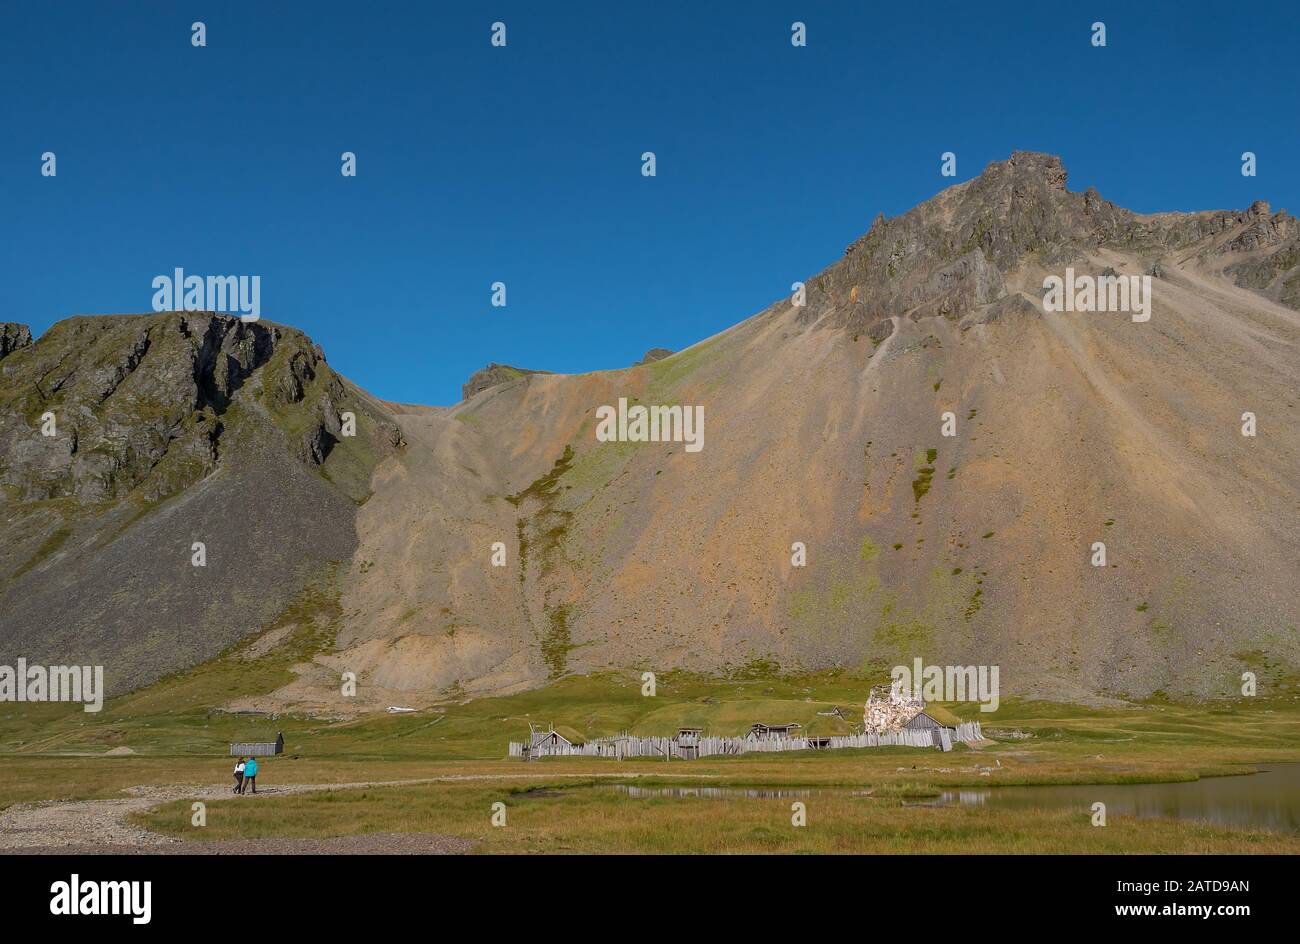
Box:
<box><xmin>674</xmin><ymin>727</ymin><xmax>702</xmax><ymax>759</ymax></box>
<box><xmin>526</xmin><ymin>729</ymin><xmax>573</xmax><ymax>759</ymax></box>
<box><xmin>230</xmin><ymin>732</ymin><xmax>284</xmax><ymax>757</ymax></box>
<box><xmin>903</xmin><ymin>712</ymin><xmax>954</xmax><ymax>751</ymax></box>
<box><xmin>903</xmin><ymin>711</ymin><xmax>943</xmax><ymax>732</ymax></box>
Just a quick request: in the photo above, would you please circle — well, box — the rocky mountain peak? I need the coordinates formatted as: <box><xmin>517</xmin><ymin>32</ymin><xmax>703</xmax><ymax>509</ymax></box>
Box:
<box><xmin>1004</xmin><ymin>150</ymin><xmax>1069</xmax><ymax>190</ymax></box>
<box><xmin>818</xmin><ymin>152</ymin><xmax>1300</xmax><ymax>337</ymax></box>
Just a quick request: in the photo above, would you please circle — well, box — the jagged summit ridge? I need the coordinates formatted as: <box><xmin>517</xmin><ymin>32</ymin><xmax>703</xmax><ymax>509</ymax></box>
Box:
<box><xmin>800</xmin><ymin>151</ymin><xmax>1300</xmax><ymax>336</ymax></box>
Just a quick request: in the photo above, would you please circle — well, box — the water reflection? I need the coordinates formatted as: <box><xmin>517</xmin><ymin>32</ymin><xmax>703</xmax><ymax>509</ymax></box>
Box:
<box><xmin>606</xmin><ymin>764</ymin><xmax>1300</xmax><ymax>833</ymax></box>
<box><xmin>937</xmin><ymin>764</ymin><xmax>1300</xmax><ymax>833</ymax></box>
<box><xmin>611</xmin><ymin>785</ymin><xmax>819</xmax><ymax>800</ymax></box>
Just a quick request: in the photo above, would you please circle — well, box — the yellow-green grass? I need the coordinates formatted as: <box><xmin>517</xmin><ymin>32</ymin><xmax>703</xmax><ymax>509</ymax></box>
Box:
<box><xmin>5</xmin><ymin>662</ymin><xmax>1300</xmax><ymax>809</ymax></box>
<box><xmin>6</xmin><ymin>692</ymin><xmax>1300</xmax><ymax>819</ymax></box>
<box><xmin>9</xmin><ymin>638</ymin><xmax>1298</xmax><ymax>761</ymax></box>
<box><xmin>6</xmin><ymin>661</ymin><xmax>1298</xmax><ymax>758</ymax></box>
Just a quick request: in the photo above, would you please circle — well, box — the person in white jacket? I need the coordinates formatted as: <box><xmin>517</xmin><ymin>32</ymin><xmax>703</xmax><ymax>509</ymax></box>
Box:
<box><xmin>233</xmin><ymin>758</ymin><xmax>246</xmax><ymax>794</ymax></box>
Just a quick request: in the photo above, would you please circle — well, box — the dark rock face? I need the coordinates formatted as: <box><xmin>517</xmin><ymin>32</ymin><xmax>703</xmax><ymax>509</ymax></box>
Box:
<box><xmin>0</xmin><ymin>323</ymin><xmax>32</xmax><ymax>360</ymax></box>
<box><xmin>0</xmin><ymin>312</ymin><xmax>404</xmax><ymax>694</ymax></box>
<box><xmin>461</xmin><ymin>362</ymin><xmax>550</xmax><ymax>400</ymax></box>
<box><xmin>0</xmin><ymin>313</ymin><xmax>400</xmax><ymax>504</ymax></box>
<box><xmin>636</xmin><ymin>348</ymin><xmax>674</xmax><ymax>366</ymax></box>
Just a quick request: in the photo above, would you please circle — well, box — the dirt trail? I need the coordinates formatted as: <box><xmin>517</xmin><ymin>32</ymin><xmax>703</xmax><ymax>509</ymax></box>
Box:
<box><xmin>0</xmin><ymin>771</ymin><xmax>717</xmax><ymax>850</ymax></box>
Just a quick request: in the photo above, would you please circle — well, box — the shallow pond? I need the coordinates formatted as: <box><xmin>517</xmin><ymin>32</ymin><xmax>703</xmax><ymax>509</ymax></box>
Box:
<box><xmin>934</xmin><ymin>763</ymin><xmax>1300</xmax><ymax>833</ymax></box>
<box><xmin>606</xmin><ymin>763</ymin><xmax>1300</xmax><ymax>833</ymax></box>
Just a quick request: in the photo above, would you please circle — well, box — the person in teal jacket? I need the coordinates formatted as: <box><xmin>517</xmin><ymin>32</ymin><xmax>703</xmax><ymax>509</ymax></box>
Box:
<box><xmin>242</xmin><ymin>756</ymin><xmax>258</xmax><ymax>794</ymax></box>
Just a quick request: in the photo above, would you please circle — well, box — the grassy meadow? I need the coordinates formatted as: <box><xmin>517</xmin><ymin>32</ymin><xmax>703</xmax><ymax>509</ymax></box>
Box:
<box><xmin>2</xmin><ymin>634</ymin><xmax>1299</xmax><ymax>852</ymax></box>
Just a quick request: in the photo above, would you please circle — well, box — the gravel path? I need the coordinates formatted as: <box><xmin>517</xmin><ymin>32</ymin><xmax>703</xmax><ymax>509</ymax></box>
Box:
<box><xmin>0</xmin><ymin>780</ymin><xmax>446</xmax><ymax>850</ymax></box>
<box><xmin>0</xmin><ymin>771</ymin><xmax>716</xmax><ymax>853</ymax></box>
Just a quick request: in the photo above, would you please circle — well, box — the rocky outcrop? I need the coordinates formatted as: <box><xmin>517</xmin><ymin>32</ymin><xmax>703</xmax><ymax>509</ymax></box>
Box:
<box><xmin>1214</xmin><ymin>201</ymin><xmax>1297</xmax><ymax>254</ymax></box>
<box><xmin>636</xmin><ymin>348</ymin><xmax>674</xmax><ymax>366</ymax></box>
<box><xmin>0</xmin><ymin>323</ymin><xmax>32</xmax><ymax>361</ymax></box>
<box><xmin>1216</xmin><ymin>204</ymin><xmax>1300</xmax><ymax>308</ymax></box>
<box><xmin>461</xmin><ymin>363</ymin><xmax>550</xmax><ymax>400</ymax></box>
<box><xmin>0</xmin><ymin>313</ymin><xmax>402</xmax><ymax>504</ymax></box>
<box><xmin>958</xmin><ymin>291</ymin><xmax>1038</xmax><ymax>331</ymax></box>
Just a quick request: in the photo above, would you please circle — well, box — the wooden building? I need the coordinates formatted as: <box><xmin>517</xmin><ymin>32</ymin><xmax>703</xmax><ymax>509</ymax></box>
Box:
<box><xmin>749</xmin><ymin>722</ymin><xmax>802</xmax><ymax>739</ymax></box>
<box><xmin>674</xmin><ymin>727</ymin><xmax>703</xmax><ymax>760</ymax></box>
<box><xmin>902</xmin><ymin>711</ymin><xmax>944</xmax><ymax>732</ymax></box>
<box><xmin>526</xmin><ymin>728</ymin><xmax>573</xmax><ymax>760</ymax></box>
<box><xmin>230</xmin><ymin>732</ymin><xmax>284</xmax><ymax>757</ymax></box>
<box><xmin>903</xmin><ymin>712</ymin><xmax>954</xmax><ymax>751</ymax></box>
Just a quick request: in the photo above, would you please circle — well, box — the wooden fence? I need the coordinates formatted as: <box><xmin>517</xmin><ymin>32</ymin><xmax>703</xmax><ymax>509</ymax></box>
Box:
<box><xmin>509</xmin><ymin>721</ymin><xmax>983</xmax><ymax>760</ymax></box>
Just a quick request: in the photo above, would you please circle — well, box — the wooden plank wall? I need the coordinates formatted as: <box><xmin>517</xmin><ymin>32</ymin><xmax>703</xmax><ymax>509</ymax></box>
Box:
<box><xmin>509</xmin><ymin>721</ymin><xmax>984</xmax><ymax>759</ymax></box>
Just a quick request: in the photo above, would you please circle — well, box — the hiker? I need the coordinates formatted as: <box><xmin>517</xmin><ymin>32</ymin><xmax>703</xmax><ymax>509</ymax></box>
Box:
<box><xmin>242</xmin><ymin>755</ymin><xmax>258</xmax><ymax>794</ymax></box>
<box><xmin>233</xmin><ymin>757</ymin><xmax>245</xmax><ymax>794</ymax></box>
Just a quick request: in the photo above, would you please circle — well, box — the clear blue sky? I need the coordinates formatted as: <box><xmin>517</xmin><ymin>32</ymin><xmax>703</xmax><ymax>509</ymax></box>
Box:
<box><xmin>3</xmin><ymin>1</ymin><xmax>1296</xmax><ymax>405</ymax></box>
